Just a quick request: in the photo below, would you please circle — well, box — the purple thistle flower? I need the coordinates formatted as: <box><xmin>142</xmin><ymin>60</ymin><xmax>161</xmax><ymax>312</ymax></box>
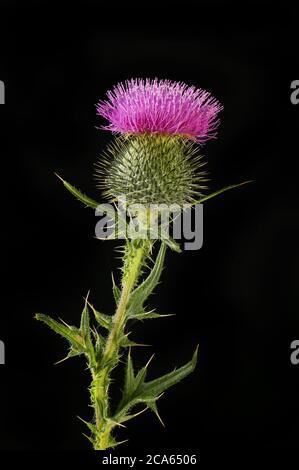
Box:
<box><xmin>96</xmin><ymin>78</ymin><xmax>223</xmax><ymax>144</ymax></box>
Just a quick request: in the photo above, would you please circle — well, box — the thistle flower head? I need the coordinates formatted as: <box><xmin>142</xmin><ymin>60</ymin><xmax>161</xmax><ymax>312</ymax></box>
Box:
<box><xmin>95</xmin><ymin>134</ymin><xmax>208</xmax><ymax>206</ymax></box>
<box><xmin>97</xmin><ymin>78</ymin><xmax>223</xmax><ymax>144</ymax></box>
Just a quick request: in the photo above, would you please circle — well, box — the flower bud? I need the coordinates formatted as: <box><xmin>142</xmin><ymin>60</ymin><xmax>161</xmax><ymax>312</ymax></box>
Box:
<box><xmin>96</xmin><ymin>133</ymin><xmax>208</xmax><ymax>207</ymax></box>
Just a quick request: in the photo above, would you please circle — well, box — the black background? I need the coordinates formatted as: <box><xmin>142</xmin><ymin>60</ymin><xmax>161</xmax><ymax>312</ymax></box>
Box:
<box><xmin>0</xmin><ymin>0</ymin><xmax>298</xmax><ymax>464</ymax></box>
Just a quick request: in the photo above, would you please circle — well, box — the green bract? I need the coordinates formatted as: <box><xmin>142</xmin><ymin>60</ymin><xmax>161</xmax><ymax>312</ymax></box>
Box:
<box><xmin>95</xmin><ymin>134</ymin><xmax>208</xmax><ymax>206</ymax></box>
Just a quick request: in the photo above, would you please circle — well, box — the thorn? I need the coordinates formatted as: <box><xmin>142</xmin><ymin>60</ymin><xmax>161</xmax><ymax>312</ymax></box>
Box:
<box><xmin>82</xmin><ymin>291</ymin><xmax>91</xmax><ymax>305</ymax></box>
<box><xmin>118</xmin><ymin>407</ymin><xmax>148</xmax><ymax>424</ymax></box>
<box><xmin>54</xmin><ymin>172</ymin><xmax>64</xmax><ymax>182</ymax></box>
<box><xmin>59</xmin><ymin>317</ymin><xmax>72</xmax><ymax>329</ymax></box>
<box><xmin>129</xmin><ymin>406</ymin><xmax>148</xmax><ymax>419</ymax></box>
<box><xmin>148</xmin><ymin>398</ymin><xmax>165</xmax><ymax>427</ymax></box>
<box><xmin>145</xmin><ymin>353</ymin><xmax>155</xmax><ymax>369</ymax></box>
<box><xmin>84</xmin><ymin>297</ymin><xmax>94</xmax><ymax>310</ymax></box>
<box><xmin>109</xmin><ymin>419</ymin><xmax>126</xmax><ymax>429</ymax></box>
<box><xmin>54</xmin><ymin>355</ymin><xmax>71</xmax><ymax>365</ymax></box>
<box><xmin>155</xmin><ymin>410</ymin><xmax>165</xmax><ymax>428</ymax></box>
<box><xmin>82</xmin><ymin>433</ymin><xmax>95</xmax><ymax>444</ymax></box>
<box><xmin>111</xmin><ymin>438</ymin><xmax>129</xmax><ymax>448</ymax></box>
<box><xmin>77</xmin><ymin>415</ymin><xmax>86</xmax><ymax>424</ymax></box>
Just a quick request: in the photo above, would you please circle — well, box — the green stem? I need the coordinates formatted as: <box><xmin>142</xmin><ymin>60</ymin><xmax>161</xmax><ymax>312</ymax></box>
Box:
<box><xmin>91</xmin><ymin>242</ymin><xmax>145</xmax><ymax>450</ymax></box>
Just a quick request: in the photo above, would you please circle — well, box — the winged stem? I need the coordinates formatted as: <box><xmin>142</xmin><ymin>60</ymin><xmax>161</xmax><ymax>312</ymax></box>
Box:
<box><xmin>90</xmin><ymin>241</ymin><xmax>145</xmax><ymax>450</ymax></box>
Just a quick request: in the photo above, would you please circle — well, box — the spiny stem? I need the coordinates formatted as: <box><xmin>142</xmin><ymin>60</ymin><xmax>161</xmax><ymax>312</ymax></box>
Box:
<box><xmin>91</xmin><ymin>242</ymin><xmax>145</xmax><ymax>450</ymax></box>
<box><xmin>104</xmin><ymin>245</ymin><xmax>144</xmax><ymax>361</ymax></box>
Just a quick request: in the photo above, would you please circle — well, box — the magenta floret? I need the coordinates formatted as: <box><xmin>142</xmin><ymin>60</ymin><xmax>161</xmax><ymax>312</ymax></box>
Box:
<box><xmin>96</xmin><ymin>78</ymin><xmax>223</xmax><ymax>144</ymax></box>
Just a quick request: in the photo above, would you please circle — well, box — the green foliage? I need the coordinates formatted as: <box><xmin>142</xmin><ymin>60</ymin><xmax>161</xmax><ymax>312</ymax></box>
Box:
<box><xmin>127</xmin><ymin>242</ymin><xmax>167</xmax><ymax>317</ymax></box>
<box><xmin>114</xmin><ymin>347</ymin><xmax>198</xmax><ymax>424</ymax></box>
<box><xmin>127</xmin><ymin>310</ymin><xmax>174</xmax><ymax>321</ymax></box>
<box><xmin>55</xmin><ymin>173</ymin><xmax>100</xmax><ymax>209</ymax></box>
<box><xmin>112</xmin><ymin>273</ymin><xmax>121</xmax><ymax>304</ymax></box>
<box><xmin>35</xmin><ymin>173</ymin><xmax>249</xmax><ymax>449</ymax></box>
<box><xmin>35</xmin><ymin>313</ymin><xmax>86</xmax><ymax>356</ymax></box>
<box><xmin>192</xmin><ymin>180</ymin><xmax>253</xmax><ymax>206</ymax></box>
<box><xmin>35</xmin><ymin>243</ymin><xmax>198</xmax><ymax>449</ymax></box>
<box><xmin>85</xmin><ymin>297</ymin><xmax>113</xmax><ymax>331</ymax></box>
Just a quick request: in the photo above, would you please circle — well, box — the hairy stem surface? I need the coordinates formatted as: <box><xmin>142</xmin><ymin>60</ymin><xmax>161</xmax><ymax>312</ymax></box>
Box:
<box><xmin>91</xmin><ymin>242</ymin><xmax>145</xmax><ymax>450</ymax></box>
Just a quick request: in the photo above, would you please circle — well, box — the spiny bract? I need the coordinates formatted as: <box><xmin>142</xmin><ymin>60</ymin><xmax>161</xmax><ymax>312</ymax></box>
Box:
<box><xmin>95</xmin><ymin>133</ymin><xmax>208</xmax><ymax>206</ymax></box>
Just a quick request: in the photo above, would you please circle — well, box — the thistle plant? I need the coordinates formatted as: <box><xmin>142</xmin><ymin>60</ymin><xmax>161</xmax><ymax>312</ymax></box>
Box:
<box><xmin>36</xmin><ymin>78</ymin><xmax>248</xmax><ymax>450</ymax></box>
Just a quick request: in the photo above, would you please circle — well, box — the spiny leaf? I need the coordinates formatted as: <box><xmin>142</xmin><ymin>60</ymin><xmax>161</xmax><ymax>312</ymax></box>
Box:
<box><xmin>133</xmin><ymin>354</ymin><xmax>155</xmax><ymax>391</ymax></box>
<box><xmin>78</xmin><ymin>416</ymin><xmax>98</xmax><ymax>435</ymax></box>
<box><xmin>112</xmin><ymin>273</ymin><xmax>121</xmax><ymax>304</ymax></box>
<box><xmin>162</xmin><ymin>237</ymin><xmax>181</xmax><ymax>253</ymax></box>
<box><xmin>192</xmin><ymin>181</ymin><xmax>253</xmax><ymax>206</ymax></box>
<box><xmin>127</xmin><ymin>310</ymin><xmax>174</xmax><ymax>321</ymax></box>
<box><xmin>114</xmin><ymin>347</ymin><xmax>198</xmax><ymax>421</ymax></box>
<box><xmin>108</xmin><ymin>419</ymin><xmax>126</xmax><ymax>429</ymax></box>
<box><xmin>55</xmin><ymin>173</ymin><xmax>100</xmax><ymax>209</ymax></box>
<box><xmin>80</xmin><ymin>296</ymin><xmax>96</xmax><ymax>365</ymax></box>
<box><xmin>146</xmin><ymin>397</ymin><xmax>165</xmax><ymax>427</ymax></box>
<box><xmin>92</xmin><ymin>328</ymin><xmax>105</xmax><ymax>361</ymax></box>
<box><xmin>159</xmin><ymin>227</ymin><xmax>182</xmax><ymax>253</ymax></box>
<box><xmin>55</xmin><ymin>174</ymin><xmax>133</xmax><ymax>240</ymax></box>
<box><xmin>118</xmin><ymin>407</ymin><xmax>148</xmax><ymax>424</ymax></box>
<box><xmin>140</xmin><ymin>346</ymin><xmax>198</xmax><ymax>400</ymax></box>
<box><xmin>80</xmin><ymin>295</ymin><xmax>91</xmax><ymax>341</ymax></box>
<box><xmin>54</xmin><ymin>348</ymin><xmax>82</xmax><ymax>364</ymax></box>
<box><xmin>124</xmin><ymin>349</ymin><xmax>135</xmax><ymax>397</ymax></box>
<box><xmin>85</xmin><ymin>298</ymin><xmax>112</xmax><ymax>330</ymax></box>
<box><xmin>115</xmin><ymin>354</ymin><xmax>154</xmax><ymax>416</ymax></box>
<box><xmin>127</xmin><ymin>242</ymin><xmax>167</xmax><ymax>316</ymax></box>
<box><xmin>35</xmin><ymin>313</ymin><xmax>85</xmax><ymax>352</ymax></box>
<box><xmin>106</xmin><ymin>437</ymin><xmax>129</xmax><ymax>449</ymax></box>
<box><xmin>120</xmin><ymin>334</ymin><xmax>150</xmax><ymax>348</ymax></box>
<box><xmin>82</xmin><ymin>433</ymin><xmax>95</xmax><ymax>445</ymax></box>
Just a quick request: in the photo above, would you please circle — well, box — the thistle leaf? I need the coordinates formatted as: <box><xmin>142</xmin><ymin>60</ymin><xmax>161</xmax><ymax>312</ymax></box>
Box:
<box><xmin>112</xmin><ymin>273</ymin><xmax>121</xmax><ymax>304</ymax></box>
<box><xmin>82</xmin><ymin>433</ymin><xmax>96</xmax><ymax>445</ymax></box>
<box><xmin>192</xmin><ymin>181</ymin><xmax>253</xmax><ymax>206</ymax></box>
<box><xmin>114</xmin><ymin>347</ymin><xmax>198</xmax><ymax>422</ymax></box>
<box><xmin>146</xmin><ymin>398</ymin><xmax>165</xmax><ymax>427</ymax></box>
<box><xmin>54</xmin><ymin>346</ymin><xmax>86</xmax><ymax>364</ymax></box>
<box><xmin>159</xmin><ymin>226</ymin><xmax>182</xmax><ymax>253</ymax></box>
<box><xmin>85</xmin><ymin>298</ymin><xmax>112</xmax><ymax>331</ymax></box>
<box><xmin>120</xmin><ymin>334</ymin><xmax>150</xmax><ymax>348</ymax></box>
<box><xmin>162</xmin><ymin>236</ymin><xmax>182</xmax><ymax>253</ymax></box>
<box><xmin>107</xmin><ymin>437</ymin><xmax>129</xmax><ymax>449</ymax></box>
<box><xmin>80</xmin><ymin>296</ymin><xmax>91</xmax><ymax>340</ymax></box>
<box><xmin>79</xmin><ymin>297</ymin><xmax>96</xmax><ymax>366</ymax></box>
<box><xmin>128</xmin><ymin>242</ymin><xmax>167</xmax><ymax>316</ymax></box>
<box><xmin>140</xmin><ymin>346</ymin><xmax>198</xmax><ymax>400</ymax></box>
<box><xmin>55</xmin><ymin>174</ymin><xmax>100</xmax><ymax>209</ymax></box>
<box><xmin>35</xmin><ymin>313</ymin><xmax>85</xmax><ymax>352</ymax></box>
<box><xmin>127</xmin><ymin>310</ymin><xmax>174</xmax><ymax>321</ymax></box>
<box><xmin>133</xmin><ymin>354</ymin><xmax>154</xmax><ymax>391</ymax></box>
<box><xmin>118</xmin><ymin>407</ymin><xmax>148</xmax><ymax>424</ymax></box>
<box><xmin>124</xmin><ymin>349</ymin><xmax>135</xmax><ymax>397</ymax></box>
<box><xmin>78</xmin><ymin>416</ymin><xmax>98</xmax><ymax>435</ymax></box>
<box><xmin>92</xmin><ymin>328</ymin><xmax>105</xmax><ymax>361</ymax></box>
